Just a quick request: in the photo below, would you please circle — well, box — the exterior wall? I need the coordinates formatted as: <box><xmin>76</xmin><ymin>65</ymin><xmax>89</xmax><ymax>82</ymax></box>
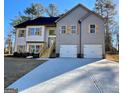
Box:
<box><xmin>17</xmin><ymin>45</ymin><xmax>25</xmax><ymax>53</ymax></box>
<box><xmin>56</xmin><ymin>6</ymin><xmax>105</xmax><ymax>57</ymax></box>
<box><xmin>14</xmin><ymin>26</ymin><xmax>56</xmax><ymax>53</ymax></box>
<box><xmin>14</xmin><ymin>28</ymin><xmax>26</xmax><ymax>52</ymax></box>
<box><xmin>14</xmin><ymin>5</ymin><xmax>105</xmax><ymax>57</ymax></box>
<box><xmin>56</xmin><ymin>6</ymin><xmax>88</xmax><ymax>54</ymax></box>
<box><xmin>26</xmin><ymin>26</ymin><xmax>45</xmax><ymax>42</ymax></box>
<box><xmin>81</xmin><ymin>14</ymin><xmax>105</xmax><ymax>56</ymax></box>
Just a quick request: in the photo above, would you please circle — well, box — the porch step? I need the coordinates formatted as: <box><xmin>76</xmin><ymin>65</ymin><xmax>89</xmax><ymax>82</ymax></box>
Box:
<box><xmin>40</xmin><ymin>48</ymin><xmax>50</xmax><ymax>58</ymax></box>
<box><xmin>39</xmin><ymin>42</ymin><xmax>55</xmax><ymax>58</ymax></box>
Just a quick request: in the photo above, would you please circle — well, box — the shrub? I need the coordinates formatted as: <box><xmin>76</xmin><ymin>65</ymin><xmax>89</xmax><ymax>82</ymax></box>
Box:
<box><xmin>13</xmin><ymin>52</ymin><xmax>39</xmax><ymax>58</ymax></box>
<box><xmin>33</xmin><ymin>54</ymin><xmax>39</xmax><ymax>58</ymax></box>
<box><xmin>26</xmin><ymin>52</ymin><xmax>30</xmax><ymax>56</ymax></box>
<box><xmin>13</xmin><ymin>52</ymin><xmax>20</xmax><ymax>57</ymax></box>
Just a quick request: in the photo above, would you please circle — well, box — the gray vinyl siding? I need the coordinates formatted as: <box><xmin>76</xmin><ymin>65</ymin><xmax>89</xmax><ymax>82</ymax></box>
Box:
<box><xmin>56</xmin><ymin>6</ymin><xmax>105</xmax><ymax>56</ymax></box>
<box><xmin>81</xmin><ymin>14</ymin><xmax>105</xmax><ymax>55</ymax></box>
<box><xmin>56</xmin><ymin>6</ymin><xmax>88</xmax><ymax>54</ymax></box>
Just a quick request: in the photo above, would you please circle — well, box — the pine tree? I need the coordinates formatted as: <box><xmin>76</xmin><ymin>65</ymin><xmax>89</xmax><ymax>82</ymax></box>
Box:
<box><xmin>24</xmin><ymin>3</ymin><xmax>45</xmax><ymax>19</ymax></box>
<box><xmin>95</xmin><ymin>0</ymin><xmax>116</xmax><ymax>51</ymax></box>
<box><xmin>11</xmin><ymin>3</ymin><xmax>45</xmax><ymax>26</ymax></box>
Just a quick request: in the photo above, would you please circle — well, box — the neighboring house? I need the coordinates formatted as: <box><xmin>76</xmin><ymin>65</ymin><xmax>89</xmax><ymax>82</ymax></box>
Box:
<box><xmin>14</xmin><ymin>4</ymin><xmax>105</xmax><ymax>58</ymax></box>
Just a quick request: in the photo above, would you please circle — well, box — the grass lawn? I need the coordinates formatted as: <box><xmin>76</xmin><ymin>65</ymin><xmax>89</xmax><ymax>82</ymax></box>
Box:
<box><xmin>106</xmin><ymin>54</ymin><xmax>119</xmax><ymax>62</ymax></box>
<box><xmin>4</xmin><ymin>57</ymin><xmax>46</xmax><ymax>88</ymax></box>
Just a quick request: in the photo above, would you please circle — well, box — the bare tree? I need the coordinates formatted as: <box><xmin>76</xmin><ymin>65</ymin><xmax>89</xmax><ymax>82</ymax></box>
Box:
<box><xmin>5</xmin><ymin>34</ymin><xmax>12</xmax><ymax>54</ymax></box>
<box><xmin>46</xmin><ymin>4</ymin><xmax>59</xmax><ymax>17</ymax></box>
<box><xmin>111</xmin><ymin>22</ymin><xmax>119</xmax><ymax>52</ymax></box>
<box><xmin>94</xmin><ymin>0</ymin><xmax>117</xmax><ymax>52</ymax></box>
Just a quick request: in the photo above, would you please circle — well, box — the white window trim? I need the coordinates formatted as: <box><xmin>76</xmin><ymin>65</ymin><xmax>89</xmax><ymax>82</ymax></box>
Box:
<box><xmin>48</xmin><ymin>29</ymin><xmax>56</xmax><ymax>37</ymax></box>
<box><xmin>28</xmin><ymin>44</ymin><xmax>41</xmax><ymax>53</ymax></box>
<box><xmin>60</xmin><ymin>25</ymin><xmax>67</xmax><ymax>34</ymax></box>
<box><xmin>28</xmin><ymin>28</ymin><xmax>41</xmax><ymax>36</ymax></box>
<box><xmin>17</xmin><ymin>28</ymin><xmax>26</xmax><ymax>38</ymax></box>
<box><xmin>89</xmin><ymin>24</ymin><xmax>96</xmax><ymax>34</ymax></box>
<box><xmin>48</xmin><ymin>35</ymin><xmax>56</xmax><ymax>37</ymax></box>
<box><xmin>27</xmin><ymin>26</ymin><xmax>44</xmax><ymax>36</ymax></box>
<box><xmin>71</xmin><ymin>25</ymin><xmax>77</xmax><ymax>34</ymax></box>
<box><xmin>17</xmin><ymin>45</ymin><xmax>25</xmax><ymax>53</ymax></box>
<box><xmin>18</xmin><ymin>30</ymin><xmax>26</xmax><ymax>37</ymax></box>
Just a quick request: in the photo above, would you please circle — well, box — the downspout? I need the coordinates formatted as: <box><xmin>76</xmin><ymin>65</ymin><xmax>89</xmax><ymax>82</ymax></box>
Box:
<box><xmin>78</xmin><ymin>12</ymin><xmax>92</xmax><ymax>58</ymax></box>
<box><xmin>78</xmin><ymin>20</ymin><xmax>82</xmax><ymax>58</ymax></box>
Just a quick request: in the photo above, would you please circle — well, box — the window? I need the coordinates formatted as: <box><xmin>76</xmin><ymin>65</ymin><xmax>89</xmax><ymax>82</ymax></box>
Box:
<box><xmin>29</xmin><ymin>45</ymin><xmax>35</xmax><ymax>53</ymax></box>
<box><xmin>28</xmin><ymin>28</ymin><xmax>34</xmax><ymax>35</ymax></box>
<box><xmin>90</xmin><ymin>24</ymin><xmax>96</xmax><ymax>33</ymax></box>
<box><xmin>17</xmin><ymin>45</ymin><xmax>25</xmax><ymax>53</ymax></box>
<box><xmin>28</xmin><ymin>28</ymin><xmax>41</xmax><ymax>36</ymax></box>
<box><xmin>49</xmin><ymin>30</ymin><xmax>55</xmax><ymax>35</ymax></box>
<box><xmin>35</xmin><ymin>28</ymin><xmax>41</xmax><ymax>35</ymax></box>
<box><xmin>29</xmin><ymin>45</ymin><xmax>40</xmax><ymax>53</ymax></box>
<box><xmin>61</xmin><ymin>26</ymin><xmax>66</xmax><ymax>34</ymax></box>
<box><xmin>71</xmin><ymin>26</ymin><xmax>76</xmax><ymax>33</ymax></box>
<box><xmin>18</xmin><ymin>30</ymin><xmax>25</xmax><ymax>37</ymax></box>
<box><xmin>36</xmin><ymin>45</ymin><xmax>40</xmax><ymax>53</ymax></box>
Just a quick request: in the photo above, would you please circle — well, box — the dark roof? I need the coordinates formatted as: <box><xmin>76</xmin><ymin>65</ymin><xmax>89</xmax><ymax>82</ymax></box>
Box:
<box><xmin>14</xmin><ymin>17</ymin><xmax>59</xmax><ymax>28</ymax></box>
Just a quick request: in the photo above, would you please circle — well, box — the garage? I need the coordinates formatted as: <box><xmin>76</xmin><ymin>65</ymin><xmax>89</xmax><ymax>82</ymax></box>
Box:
<box><xmin>84</xmin><ymin>45</ymin><xmax>102</xmax><ymax>58</ymax></box>
<box><xmin>60</xmin><ymin>45</ymin><xmax>77</xmax><ymax>57</ymax></box>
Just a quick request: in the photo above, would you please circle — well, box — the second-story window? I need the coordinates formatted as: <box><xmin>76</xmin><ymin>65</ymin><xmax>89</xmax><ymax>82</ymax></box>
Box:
<box><xmin>49</xmin><ymin>30</ymin><xmax>55</xmax><ymax>36</ymax></box>
<box><xmin>18</xmin><ymin>30</ymin><xmax>25</xmax><ymax>37</ymax></box>
<box><xmin>61</xmin><ymin>26</ymin><xmax>66</xmax><ymax>34</ymax></box>
<box><xmin>71</xmin><ymin>26</ymin><xmax>76</xmax><ymax>33</ymax></box>
<box><xmin>90</xmin><ymin>24</ymin><xmax>96</xmax><ymax>33</ymax></box>
<box><xmin>28</xmin><ymin>28</ymin><xmax>41</xmax><ymax>36</ymax></box>
<box><xmin>35</xmin><ymin>28</ymin><xmax>41</xmax><ymax>35</ymax></box>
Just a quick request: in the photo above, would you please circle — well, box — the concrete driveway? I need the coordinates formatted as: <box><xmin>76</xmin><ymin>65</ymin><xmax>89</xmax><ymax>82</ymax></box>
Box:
<box><xmin>8</xmin><ymin>58</ymin><xmax>119</xmax><ymax>93</ymax></box>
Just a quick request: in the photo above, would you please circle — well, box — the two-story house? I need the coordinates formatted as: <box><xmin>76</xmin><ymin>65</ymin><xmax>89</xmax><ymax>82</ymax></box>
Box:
<box><xmin>14</xmin><ymin>4</ymin><xmax>105</xmax><ymax>58</ymax></box>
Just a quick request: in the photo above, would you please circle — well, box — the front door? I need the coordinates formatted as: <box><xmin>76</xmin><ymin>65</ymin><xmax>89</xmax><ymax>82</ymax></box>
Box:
<box><xmin>48</xmin><ymin>37</ymin><xmax>55</xmax><ymax>47</ymax></box>
<box><xmin>48</xmin><ymin>29</ymin><xmax>56</xmax><ymax>47</ymax></box>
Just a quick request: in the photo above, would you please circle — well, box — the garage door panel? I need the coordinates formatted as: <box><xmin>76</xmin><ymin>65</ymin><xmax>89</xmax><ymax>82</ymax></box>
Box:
<box><xmin>84</xmin><ymin>45</ymin><xmax>102</xmax><ymax>58</ymax></box>
<box><xmin>60</xmin><ymin>45</ymin><xmax>77</xmax><ymax>57</ymax></box>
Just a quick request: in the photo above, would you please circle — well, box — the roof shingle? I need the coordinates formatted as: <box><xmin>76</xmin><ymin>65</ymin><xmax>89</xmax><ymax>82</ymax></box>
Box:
<box><xmin>14</xmin><ymin>17</ymin><xmax>59</xmax><ymax>28</ymax></box>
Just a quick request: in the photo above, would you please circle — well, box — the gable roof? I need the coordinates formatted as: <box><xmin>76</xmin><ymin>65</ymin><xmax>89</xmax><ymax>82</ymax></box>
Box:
<box><xmin>79</xmin><ymin>12</ymin><xmax>92</xmax><ymax>21</ymax></box>
<box><xmin>14</xmin><ymin>17</ymin><xmax>59</xmax><ymax>28</ymax></box>
<box><xmin>55</xmin><ymin>4</ymin><xmax>104</xmax><ymax>22</ymax></box>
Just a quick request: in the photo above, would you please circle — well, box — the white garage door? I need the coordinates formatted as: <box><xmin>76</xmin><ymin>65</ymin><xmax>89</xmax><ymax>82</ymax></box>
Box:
<box><xmin>84</xmin><ymin>45</ymin><xmax>102</xmax><ymax>58</ymax></box>
<box><xmin>60</xmin><ymin>45</ymin><xmax>77</xmax><ymax>57</ymax></box>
